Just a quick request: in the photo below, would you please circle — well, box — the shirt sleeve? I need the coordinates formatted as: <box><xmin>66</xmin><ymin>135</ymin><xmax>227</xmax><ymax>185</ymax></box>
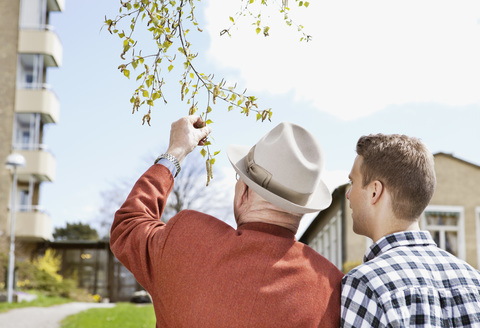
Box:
<box><xmin>341</xmin><ymin>274</ymin><xmax>386</xmax><ymax>328</ymax></box>
<box><xmin>155</xmin><ymin>158</ymin><xmax>177</xmax><ymax>177</ymax></box>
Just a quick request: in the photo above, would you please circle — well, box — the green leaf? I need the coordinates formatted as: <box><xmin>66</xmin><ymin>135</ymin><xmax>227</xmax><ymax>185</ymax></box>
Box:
<box><xmin>256</xmin><ymin>27</ymin><xmax>261</xmax><ymax>34</ymax></box>
<box><xmin>200</xmin><ymin>149</ymin><xmax>207</xmax><ymax>157</ymax></box>
<box><xmin>207</xmin><ymin>106</ymin><xmax>212</xmax><ymax>113</ymax></box>
<box><xmin>168</xmin><ymin>64</ymin><xmax>174</xmax><ymax>72</ymax></box>
<box><xmin>229</xmin><ymin>16</ymin><xmax>234</xmax><ymax>22</ymax></box>
<box><xmin>206</xmin><ymin>119</ymin><xmax>213</xmax><ymax>125</ymax></box>
<box><xmin>210</xmin><ymin>158</ymin><xmax>216</xmax><ymax>165</ymax></box>
<box><xmin>123</xmin><ymin>69</ymin><xmax>130</xmax><ymax>78</ymax></box>
<box><xmin>304</xmin><ymin>1</ymin><xmax>310</xmax><ymax>7</ymax></box>
<box><xmin>214</xmin><ymin>150</ymin><xmax>221</xmax><ymax>156</ymax></box>
<box><xmin>143</xmin><ymin>90</ymin><xmax>149</xmax><ymax>97</ymax></box>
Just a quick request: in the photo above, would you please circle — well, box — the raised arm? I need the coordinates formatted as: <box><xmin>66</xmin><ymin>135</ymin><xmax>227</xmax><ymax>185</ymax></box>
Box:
<box><xmin>109</xmin><ymin>116</ymin><xmax>211</xmax><ymax>289</ymax></box>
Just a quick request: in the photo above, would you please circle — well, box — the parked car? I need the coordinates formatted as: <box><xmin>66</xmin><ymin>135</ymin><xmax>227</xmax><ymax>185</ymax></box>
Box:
<box><xmin>130</xmin><ymin>290</ymin><xmax>152</xmax><ymax>303</ymax></box>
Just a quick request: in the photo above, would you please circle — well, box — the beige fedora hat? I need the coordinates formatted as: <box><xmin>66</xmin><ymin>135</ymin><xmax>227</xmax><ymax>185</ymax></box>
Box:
<box><xmin>227</xmin><ymin>122</ymin><xmax>332</xmax><ymax>214</ymax></box>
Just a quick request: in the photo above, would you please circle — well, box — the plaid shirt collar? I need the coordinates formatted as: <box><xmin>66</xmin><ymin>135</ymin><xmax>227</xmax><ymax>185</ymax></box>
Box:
<box><xmin>364</xmin><ymin>230</ymin><xmax>437</xmax><ymax>263</ymax></box>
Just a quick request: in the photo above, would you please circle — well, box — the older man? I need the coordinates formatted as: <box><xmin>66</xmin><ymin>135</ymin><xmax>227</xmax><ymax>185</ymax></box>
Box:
<box><xmin>341</xmin><ymin>133</ymin><xmax>480</xmax><ymax>327</ymax></box>
<box><xmin>111</xmin><ymin>116</ymin><xmax>343</xmax><ymax>328</ymax></box>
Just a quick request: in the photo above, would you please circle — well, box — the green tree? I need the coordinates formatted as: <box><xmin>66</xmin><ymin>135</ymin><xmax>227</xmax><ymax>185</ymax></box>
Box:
<box><xmin>105</xmin><ymin>0</ymin><xmax>310</xmax><ymax>180</ymax></box>
<box><xmin>53</xmin><ymin>222</ymin><xmax>99</xmax><ymax>241</ymax></box>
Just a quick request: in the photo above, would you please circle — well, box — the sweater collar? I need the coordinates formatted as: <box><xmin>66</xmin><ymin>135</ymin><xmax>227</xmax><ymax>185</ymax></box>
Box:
<box><xmin>237</xmin><ymin>222</ymin><xmax>296</xmax><ymax>239</ymax></box>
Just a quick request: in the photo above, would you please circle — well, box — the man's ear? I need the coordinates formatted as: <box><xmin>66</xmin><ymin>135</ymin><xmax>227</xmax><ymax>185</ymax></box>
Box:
<box><xmin>370</xmin><ymin>180</ymin><xmax>384</xmax><ymax>205</ymax></box>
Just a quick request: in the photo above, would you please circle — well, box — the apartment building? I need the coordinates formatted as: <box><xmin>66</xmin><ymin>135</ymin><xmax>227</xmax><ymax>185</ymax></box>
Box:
<box><xmin>1</xmin><ymin>0</ymin><xmax>64</xmax><ymax>253</ymax></box>
<box><xmin>300</xmin><ymin>153</ymin><xmax>480</xmax><ymax>272</ymax></box>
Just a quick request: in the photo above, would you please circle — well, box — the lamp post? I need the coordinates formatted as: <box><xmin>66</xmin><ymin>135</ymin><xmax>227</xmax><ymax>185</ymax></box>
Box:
<box><xmin>5</xmin><ymin>153</ymin><xmax>26</xmax><ymax>303</ymax></box>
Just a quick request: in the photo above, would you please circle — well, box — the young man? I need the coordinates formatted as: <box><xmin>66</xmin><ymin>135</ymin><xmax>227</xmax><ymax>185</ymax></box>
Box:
<box><xmin>341</xmin><ymin>133</ymin><xmax>480</xmax><ymax>327</ymax></box>
<box><xmin>111</xmin><ymin>116</ymin><xmax>343</xmax><ymax>328</ymax></box>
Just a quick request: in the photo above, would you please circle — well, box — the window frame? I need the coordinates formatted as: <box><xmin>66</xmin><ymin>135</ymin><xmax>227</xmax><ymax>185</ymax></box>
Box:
<box><xmin>421</xmin><ymin>205</ymin><xmax>465</xmax><ymax>260</ymax></box>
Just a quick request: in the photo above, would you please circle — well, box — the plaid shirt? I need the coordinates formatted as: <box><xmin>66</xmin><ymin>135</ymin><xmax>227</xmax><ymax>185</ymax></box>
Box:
<box><xmin>341</xmin><ymin>231</ymin><xmax>480</xmax><ymax>327</ymax></box>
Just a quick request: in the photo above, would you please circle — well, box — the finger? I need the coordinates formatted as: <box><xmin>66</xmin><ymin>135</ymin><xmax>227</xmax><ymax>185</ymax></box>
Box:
<box><xmin>193</xmin><ymin>116</ymin><xmax>206</xmax><ymax>129</ymax></box>
<box><xmin>185</xmin><ymin>115</ymin><xmax>201</xmax><ymax>126</ymax></box>
<box><xmin>196</xmin><ymin>125</ymin><xmax>212</xmax><ymax>145</ymax></box>
<box><xmin>198</xmin><ymin>137</ymin><xmax>208</xmax><ymax>146</ymax></box>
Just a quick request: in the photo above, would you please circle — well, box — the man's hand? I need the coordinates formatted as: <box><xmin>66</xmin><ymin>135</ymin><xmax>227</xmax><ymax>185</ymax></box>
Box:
<box><xmin>166</xmin><ymin>116</ymin><xmax>212</xmax><ymax>163</ymax></box>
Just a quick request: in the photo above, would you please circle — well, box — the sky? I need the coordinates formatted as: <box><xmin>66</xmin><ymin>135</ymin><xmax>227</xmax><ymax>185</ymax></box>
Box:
<box><xmin>43</xmin><ymin>0</ymin><xmax>480</xmax><ymax>238</ymax></box>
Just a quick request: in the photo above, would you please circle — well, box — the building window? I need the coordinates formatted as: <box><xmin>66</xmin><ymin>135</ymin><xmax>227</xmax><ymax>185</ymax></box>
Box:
<box><xmin>310</xmin><ymin>211</ymin><xmax>342</xmax><ymax>269</ymax></box>
<box><xmin>13</xmin><ymin>113</ymin><xmax>42</xmax><ymax>150</ymax></box>
<box><xmin>421</xmin><ymin>205</ymin><xmax>465</xmax><ymax>260</ymax></box>
<box><xmin>19</xmin><ymin>189</ymin><xmax>30</xmax><ymax>212</ymax></box>
<box><xmin>19</xmin><ymin>0</ymin><xmax>47</xmax><ymax>29</ymax></box>
<box><xmin>17</xmin><ymin>54</ymin><xmax>44</xmax><ymax>89</ymax></box>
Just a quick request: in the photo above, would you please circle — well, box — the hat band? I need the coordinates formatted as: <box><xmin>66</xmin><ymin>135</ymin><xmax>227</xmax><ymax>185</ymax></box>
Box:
<box><xmin>245</xmin><ymin>146</ymin><xmax>310</xmax><ymax>206</ymax></box>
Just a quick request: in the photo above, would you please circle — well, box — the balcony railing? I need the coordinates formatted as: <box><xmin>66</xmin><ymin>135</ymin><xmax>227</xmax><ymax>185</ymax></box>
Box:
<box><xmin>15</xmin><ymin>211</ymin><xmax>52</xmax><ymax>241</ymax></box>
<box><xmin>17</xmin><ymin>82</ymin><xmax>54</xmax><ymax>91</ymax></box>
<box><xmin>15</xmin><ymin>88</ymin><xmax>60</xmax><ymax>123</ymax></box>
<box><xmin>17</xmin><ymin>204</ymin><xmax>48</xmax><ymax>213</ymax></box>
<box><xmin>18</xmin><ymin>28</ymin><xmax>63</xmax><ymax>67</ymax></box>
<box><xmin>13</xmin><ymin>143</ymin><xmax>51</xmax><ymax>152</ymax></box>
<box><xmin>15</xmin><ymin>149</ymin><xmax>56</xmax><ymax>182</ymax></box>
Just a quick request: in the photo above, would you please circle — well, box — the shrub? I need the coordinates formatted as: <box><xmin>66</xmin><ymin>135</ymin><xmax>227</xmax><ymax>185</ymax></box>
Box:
<box><xmin>16</xmin><ymin>250</ymin><xmax>77</xmax><ymax>298</ymax></box>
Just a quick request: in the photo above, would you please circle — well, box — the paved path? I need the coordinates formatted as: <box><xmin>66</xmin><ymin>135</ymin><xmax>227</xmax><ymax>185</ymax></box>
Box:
<box><xmin>0</xmin><ymin>302</ymin><xmax>115</xmax><ymax>328</ymax></box>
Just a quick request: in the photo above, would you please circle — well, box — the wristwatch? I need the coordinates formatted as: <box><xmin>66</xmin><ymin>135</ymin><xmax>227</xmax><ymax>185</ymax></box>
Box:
<box><xmin>155</xmin><ymin>153</ymin><xmax>181</xmax><ymax>178</ymax></box>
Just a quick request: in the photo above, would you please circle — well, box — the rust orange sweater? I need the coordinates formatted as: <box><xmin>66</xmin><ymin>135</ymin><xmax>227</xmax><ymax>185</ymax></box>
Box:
<box><xmin>111</xmin><ymin>164</ymin><xmax>343</xmax><ymax>328</ymax></box>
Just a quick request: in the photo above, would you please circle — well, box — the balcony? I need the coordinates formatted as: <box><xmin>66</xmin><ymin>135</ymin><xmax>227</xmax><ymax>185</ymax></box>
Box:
<box><xmin>15</xmin><ymin>209</ymin><xmax>52</xmax><ymax>241</ymax></box>
<box><xmin>18</xmin><ymin>28</ymin><xmax>63</xmax><ymax>67</ymax></box>
<box><xmin>47</xmin><ymin>0</ymin><xmax>65</xmax><ymax>12</ymax></box>
<box><xmin>15</xmin><ymin>88</ymin><xmax>60</xmax><ymax>123</ymax></box>
<box><xmin>16</xmin><ymin>149</ymin><xmax>56</xmax><ymax>182</ymax></box>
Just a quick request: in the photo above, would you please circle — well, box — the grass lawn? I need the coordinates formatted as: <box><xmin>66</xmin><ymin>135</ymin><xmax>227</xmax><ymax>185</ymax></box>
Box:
<box><xmin>61</xmin><ymin>302</ymin><xmax>156</xmax><ymax>328</ymax></box>
<box><xmin>0</xmin><ymin>292</ymin><xmax>72</xmax><ymax>313</ymax></box>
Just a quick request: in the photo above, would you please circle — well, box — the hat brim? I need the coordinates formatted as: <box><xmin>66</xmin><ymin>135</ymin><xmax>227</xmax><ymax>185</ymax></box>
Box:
<box><xmin>227</xmin><ymin>144</ymin><xmax>332</xmax><ymax>214</ymax></box>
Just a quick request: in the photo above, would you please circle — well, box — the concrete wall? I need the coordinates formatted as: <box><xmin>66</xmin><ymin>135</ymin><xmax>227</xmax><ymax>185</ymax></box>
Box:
<box><xmin>0</xmin><ymin>0</ymin><xmax>21</xmax><ymax>235</ymax></box>
<box><xmin>430</xmin><ymin>154</ymin><xmax>480</xmax><ymax>268</ymax></box>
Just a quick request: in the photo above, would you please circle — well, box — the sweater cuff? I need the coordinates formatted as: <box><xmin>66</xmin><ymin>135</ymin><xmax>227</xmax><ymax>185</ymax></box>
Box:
<box><xmin>155</xmin><ymin>158</ymin><xmax>177</xmax><ymax>178</ymax></box>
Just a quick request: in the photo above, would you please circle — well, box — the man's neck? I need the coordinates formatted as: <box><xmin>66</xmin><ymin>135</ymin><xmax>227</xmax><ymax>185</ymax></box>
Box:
<box><xmin>237</xmin><ymin>208</ymin><xmax>301</xmax><ymax>234</ymax></box>
<box><xmin>371</xmin><ymin>218</ymin><xmax>420</xmax><ymax>243</ymax></box>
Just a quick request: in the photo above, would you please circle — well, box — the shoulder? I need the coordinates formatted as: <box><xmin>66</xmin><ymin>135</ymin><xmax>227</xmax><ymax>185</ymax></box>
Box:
<box><xmin>298</xmin><ymin>243</ymin><xmax>344</xmax><ymax>280</ymax></box>
<box><xmin>164</xmin><ymin>210</ymin><xmax>236</xmax><ymax>242</ymax></box>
